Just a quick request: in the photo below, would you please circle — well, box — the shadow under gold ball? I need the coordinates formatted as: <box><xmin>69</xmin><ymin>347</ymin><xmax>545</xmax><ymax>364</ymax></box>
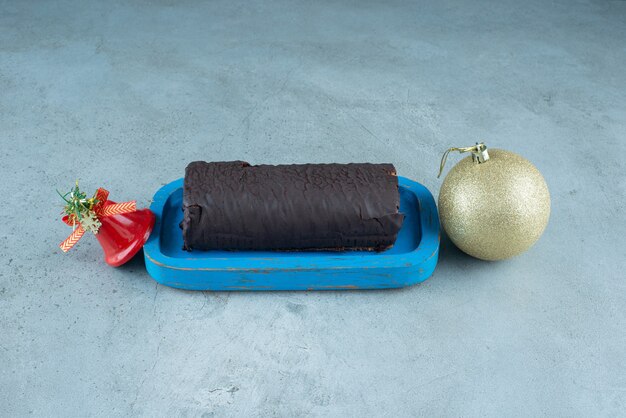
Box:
<box><xmin>438</xmin><ymin>149</ymin><xmax>550</xmax><ymax>261</ymax></box>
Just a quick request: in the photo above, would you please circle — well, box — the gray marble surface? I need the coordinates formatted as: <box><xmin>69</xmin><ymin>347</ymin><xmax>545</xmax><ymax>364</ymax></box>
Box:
<box><xmin>1</xmin><ymin>0</ymin><xmax>625</xmax><ymax>416</ymax></box>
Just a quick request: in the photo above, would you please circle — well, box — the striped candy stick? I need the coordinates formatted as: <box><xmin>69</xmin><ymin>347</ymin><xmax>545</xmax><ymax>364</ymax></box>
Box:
<box><xmin>60</xmin><ymin>226</ymin><xmax>86</xmax><ymax>253</ymax></box>
<box><xmin>99</xmin><ymin>201</ymin><xmax>136</xmax><ymax>217</ymax></box>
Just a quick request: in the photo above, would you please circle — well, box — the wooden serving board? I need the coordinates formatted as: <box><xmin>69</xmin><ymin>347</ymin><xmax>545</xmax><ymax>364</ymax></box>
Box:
<box><xmin>143</xmin><ymin>177</ymin><xmax>439</xmax><ymax>291</ymax></box>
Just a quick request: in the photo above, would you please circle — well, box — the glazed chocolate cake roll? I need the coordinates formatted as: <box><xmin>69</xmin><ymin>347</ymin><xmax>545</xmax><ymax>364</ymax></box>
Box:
<box><xmin>182</xmin><ymin>161</ymin><xmax>404</xmax><ymax>252</ymax></box>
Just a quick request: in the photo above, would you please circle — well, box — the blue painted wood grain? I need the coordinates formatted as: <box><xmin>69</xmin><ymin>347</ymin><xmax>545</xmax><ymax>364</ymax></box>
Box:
<box><xmin>144</xmin><ymin>177</ymin><xmax>440</xmax><ymax>291</ymax></box>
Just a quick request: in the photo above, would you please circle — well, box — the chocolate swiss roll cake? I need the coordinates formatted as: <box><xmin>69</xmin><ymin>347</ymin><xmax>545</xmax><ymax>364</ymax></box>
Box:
<box><xmin>182</xmin><ymin>161</ymin><xmax>404</xmax><ymax>252</ymax></box>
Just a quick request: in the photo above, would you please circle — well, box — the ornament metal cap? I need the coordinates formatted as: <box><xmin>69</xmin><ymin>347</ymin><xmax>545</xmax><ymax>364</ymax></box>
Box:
<box><xmin>438</xmin><ymin>142</ymin><xmax>490</xmax><ymax>178</ymax></box>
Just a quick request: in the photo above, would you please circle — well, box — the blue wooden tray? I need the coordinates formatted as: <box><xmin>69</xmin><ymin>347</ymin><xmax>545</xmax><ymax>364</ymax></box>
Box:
<box><xmin>144</xmin><ymin>177</ymin><xmax>439</xmax><ymax>291</ymax></box>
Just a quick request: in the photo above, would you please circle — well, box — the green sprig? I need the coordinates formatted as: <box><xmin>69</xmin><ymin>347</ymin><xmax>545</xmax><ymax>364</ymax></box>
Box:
<box><xmin>58</xmin><ymin>180</ymin><xmax>99</xmax><ymax>223</ymax></box>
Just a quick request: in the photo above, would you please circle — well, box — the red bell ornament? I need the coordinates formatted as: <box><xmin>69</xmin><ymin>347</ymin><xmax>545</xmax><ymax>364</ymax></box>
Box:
<box><xmin>59</xmin><ymin>184</ymin><xmax>155</xmax><ymax>267</ymax></box>
<box><xmin>95</xmin><ymin>201</ymin><xmax>155</xmax><ymax>267</ymax></box>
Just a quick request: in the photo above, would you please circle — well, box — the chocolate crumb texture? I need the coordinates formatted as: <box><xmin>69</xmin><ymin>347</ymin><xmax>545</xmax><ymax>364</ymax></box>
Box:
<box><xmin>182</xmin><ymin>161</ymin><xmax>404</xmax><ymax>252</ymax></box>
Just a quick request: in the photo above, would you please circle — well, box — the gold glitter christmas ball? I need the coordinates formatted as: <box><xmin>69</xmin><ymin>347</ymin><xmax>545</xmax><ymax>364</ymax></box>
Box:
<box><xmin>438</xmin><ymin>148</ymin><xmax>550</xmax><ymax>261</ymax></box>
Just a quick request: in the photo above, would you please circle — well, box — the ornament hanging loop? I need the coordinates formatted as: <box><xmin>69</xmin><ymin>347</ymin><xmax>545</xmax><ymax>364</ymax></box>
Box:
<box><xmin>438</xmin><ymin>142</ymin><xmax>490</xmax><ymax>178</ymax></box>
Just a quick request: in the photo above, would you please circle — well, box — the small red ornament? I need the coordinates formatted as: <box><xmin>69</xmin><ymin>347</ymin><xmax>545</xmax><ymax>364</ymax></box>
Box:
<box><xmin>93</xmin><ymin>200</ymin><xmax>155</xmax><ymax>267</ymax></box>
<box><xmin>59</xmin><ymin>185</ymin><xmax>155</xmax><ymax>267</ymax></box>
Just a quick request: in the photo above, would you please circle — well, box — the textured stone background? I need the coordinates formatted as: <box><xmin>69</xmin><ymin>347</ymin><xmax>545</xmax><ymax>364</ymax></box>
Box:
<box><xmin>1</xmin><ymin>0</ymin><xmax>625</xmax><ymax>416</ymax></box>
